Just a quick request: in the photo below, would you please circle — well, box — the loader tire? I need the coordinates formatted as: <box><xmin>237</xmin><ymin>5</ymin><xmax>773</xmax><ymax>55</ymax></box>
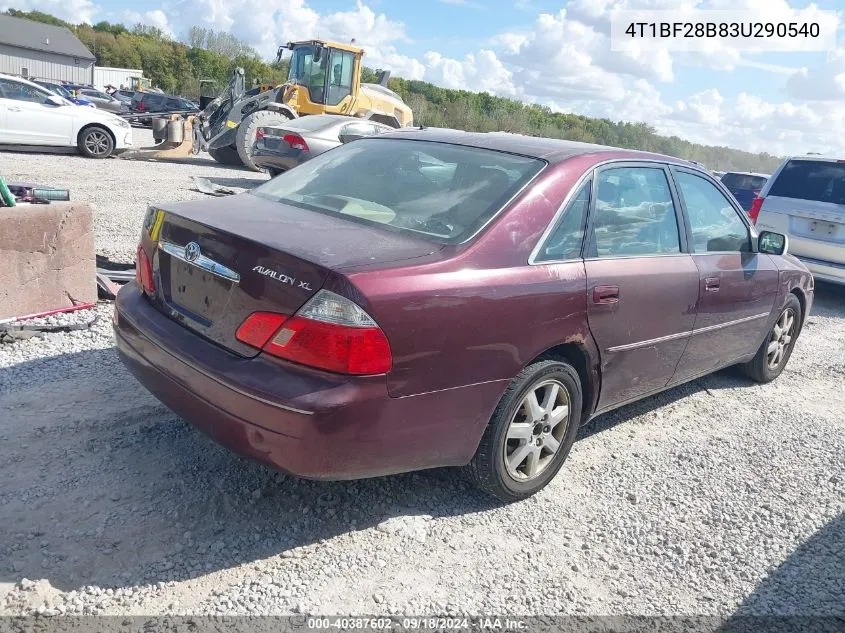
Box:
<box><xmin>236</xmin><ymin>109</ymin><xmax>294</xmax><ymax>172</ymax></box>
<box><xmin>208</xmin><ymin>144</ymin><xmax>243</xmax><ymax>167</ymax></box>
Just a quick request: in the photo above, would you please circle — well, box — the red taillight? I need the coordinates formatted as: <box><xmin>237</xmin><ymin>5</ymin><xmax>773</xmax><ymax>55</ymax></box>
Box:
<box><xmin>749</xmin><ymin>196</ymin><xmax>764</xmax><ymax>224</ymax></box>
<box><xmin>137</xmin><ymin>101</ymin><xmax>145</xmax><ymax>112</ymax></box>
<box><xmin>235</xmin><ymin>290</ymin><xmax>392</xmax><ymax>375</ymax></box>
<box><xmin>283</xmin><ymin>133</ymin><xmax>309</xmax><ymax>151</ymax></box>
<box><xmin>135</xmin><ymin>246</ymin><xmax>154</xmax><ymax>294</ymax></box>
<box><xmin>256</xmin><ymin>128</ymin><xmax>265</xmax><ymax>141</ymax></box>
<box><xmin>235</xmin><ymin>312</ymin><xmax>287</xmax><ymax>348</ymax></box>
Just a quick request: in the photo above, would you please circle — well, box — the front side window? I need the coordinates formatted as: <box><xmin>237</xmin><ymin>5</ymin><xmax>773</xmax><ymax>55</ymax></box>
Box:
<box><xmin>327</xmin><ymin>50</ymin><xmax>355</xmax><ymax>106</ymax></box>
<box><xmin>675</xmin><ymin>171</ymin><xmax>750</xmax><ymax>253</ymax></box>
<box><xmin>535</xmin><ymin>180</ymin><xmax>590</xmax><ymax>262</ymax></box>
<box><xmin>252</xmin><ymin>138</ymin><xmax>544</xmax><ymax>244</ymax></box>
<box><xmin>0</xmin><ymin>79</ymin><xmax>50</xmax><ymax>104</ymax></box>
<box><xmin>590</xmin><ymin>167</ymin><xmax>680</xmax><ymax>257</ymax></box>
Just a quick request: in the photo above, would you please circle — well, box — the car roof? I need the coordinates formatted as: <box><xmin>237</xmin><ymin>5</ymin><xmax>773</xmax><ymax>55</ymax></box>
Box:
<box><xmin>0</xmin><ymin>72</ymin><xmax>54</xmax><ymax>91</ymax></box>
<box><xmin>723</xmin><ymin>171</ymin><xmax>770</xmax><ymax>178</ymax></box>
<box><xmin>378</xmin><ymin>127</ymin><xmax>695</xmax><ymax>167</ymax></box>
<box><xmin>785</xmin><ymin>154</ymin><xmax>845</xmax><ymax>162</ymax></box>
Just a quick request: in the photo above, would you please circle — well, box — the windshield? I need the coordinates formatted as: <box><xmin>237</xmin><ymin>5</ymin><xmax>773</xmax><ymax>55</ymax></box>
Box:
<box><xmin>252</xmin><ymin>138</ymin><xmax>544</xmax><ymax>244</ymax></box>
<box><xmin>42</xmin><ymin>84</ymin><xmax>70</xmax><ymax>98</ymax></box>
<box><xmin>721</xmin><ymin>173</ymin><xmax>767</xmax><ymax>191</ymax></box>
<box><xmin>287</xmin><ymin>45</ymin><xmax>328</xmax><ymax>104</ymax></box>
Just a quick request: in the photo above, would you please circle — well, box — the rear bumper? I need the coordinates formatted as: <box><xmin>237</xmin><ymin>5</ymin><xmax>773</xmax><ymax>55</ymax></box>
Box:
<box><xmin>114</xmin><ymin>283</ymin><xmax>504</xmax><ymax>479</ymax></box>
<box><xmin>252</xmin><ymin>148</ymin><xmax>305</xmax><ymax>172</ymax></box>
<box><xmin>796</xmin><ymin>255</ymin><xmax>845</xmax><ymax>285</ymax></box>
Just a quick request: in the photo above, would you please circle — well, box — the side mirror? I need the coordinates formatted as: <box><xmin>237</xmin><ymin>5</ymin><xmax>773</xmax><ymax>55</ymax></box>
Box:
<box><xmin>759</xmin><ymin>231</ymin><xmax>788</xmax><ymax>255</ymax></box>
<box><xmin>45</xmin><ymin>95</ymin><xmax>65</xmax><ymax>106</ymax></box>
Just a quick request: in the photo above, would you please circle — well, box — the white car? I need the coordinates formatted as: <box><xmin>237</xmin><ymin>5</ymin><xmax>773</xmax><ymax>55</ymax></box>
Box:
<box><xmin>752</xmin><ymin>155</ymin><xmax>845</xmax><ymax>285</ymax></box>
<box><xmin>0</xmin><ymin>73</ymin><xmax>132</xmax><ymax>158</ymax></box>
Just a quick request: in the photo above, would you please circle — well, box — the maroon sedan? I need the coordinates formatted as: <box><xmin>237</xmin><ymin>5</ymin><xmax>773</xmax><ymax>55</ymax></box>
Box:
<box><xmin>115</xmin><ymin>129</ymin><xmax>813</xmax><ymax>501</ymax></box>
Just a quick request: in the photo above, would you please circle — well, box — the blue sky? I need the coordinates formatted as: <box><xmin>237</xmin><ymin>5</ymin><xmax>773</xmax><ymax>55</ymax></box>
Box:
<box><xmin>4</xmin><ymin>0</ymin><xmax>845</xmax><ymax>154</ymax></box>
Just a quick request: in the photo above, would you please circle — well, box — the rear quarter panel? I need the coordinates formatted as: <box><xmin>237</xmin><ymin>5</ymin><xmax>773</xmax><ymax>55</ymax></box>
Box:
<box><xmin>345</xmin><ymin>156</ymin><xmax>603</xmax><ymax>400</ymax></box>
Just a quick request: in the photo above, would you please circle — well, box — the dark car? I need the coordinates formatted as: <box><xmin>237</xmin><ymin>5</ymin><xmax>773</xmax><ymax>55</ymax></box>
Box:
<box><xmin>721</xmin><ymin>171</ymin><xmax>769</xmax><ymax>212</ymax></box>
<box><xmin>253</xmin><ymin>114</ymin><xmax>392</xmax><ymax>175</ymax></box>
<box><xmin>112</xmin><ymin>89</ymin><xmax>136</xmax><ymax>104</ymax></box>
<box><xmin>130</xmin><ymin>92</ymin><xmax>199</xmax><ymax>124</ymax></box>
<box><xmin>115</xmin><ymin>130</ymin><xmax>812</xmax><ymax>502</ymax></box>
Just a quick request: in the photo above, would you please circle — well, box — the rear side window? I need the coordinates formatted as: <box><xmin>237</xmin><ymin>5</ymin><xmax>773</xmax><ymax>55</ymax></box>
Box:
<box><xmin>675</xmin><ymin>172</ymin><xmax>750</xmax><ymax>253</ymax></box>
<box><xmin>535</xmin><ymin>180</ymin><xmax>590</xmax><ymax>262</ymax></box>
<box><xmin>252</xmin><ymin>138</ymin><xmax>544</xmax><ymax>244</ymax></box>
<box><xmin>589</xmin><ymin>167</ymin><xmax>680</xmax><ymax>257</ymax></box>
<box><xmin>769</xmin><ymin>160</ymin><xmax>845</xmax><ymax>204</ymax></box>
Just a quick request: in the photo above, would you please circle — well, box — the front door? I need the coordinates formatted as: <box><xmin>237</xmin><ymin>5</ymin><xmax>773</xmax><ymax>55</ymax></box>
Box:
<box><xmin>670</xmin><ymin>168</ymin><xmax>779</xmax><ymax>382</ymax></box>
<box><xmin>0</xmin><ymin>78</ymin><xmax>72</xmax><ymax>145</ymax></box>
<box><xmin>585</xmin><ymin>164</ymin><xmax>700</xmax><ymax>411</ymax></box>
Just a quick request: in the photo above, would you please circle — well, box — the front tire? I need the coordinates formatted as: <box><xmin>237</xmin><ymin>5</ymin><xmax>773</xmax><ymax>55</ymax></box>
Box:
<box><xmin>208</xmin><ymin>144</ymin><xmax>243</xmax><ymax>167</ymax></box>
<box><xmin>466</xmin><ymin>360</ymin><xmax>582</xmax><ymax>503</ymax></box>
<box><xmin>740</xmin><ymin>294</ymin><xmax>802</xmax><ymax>383</ymax></box>
<box><xmin>236</xmin><ymin>109</ymin><xmax>294</xmax><ymax>172</ymax></box>
<box><xmin>77</xmin><ymin>126</ymin><xmax>115</xmax><ymax>159</ymax></box>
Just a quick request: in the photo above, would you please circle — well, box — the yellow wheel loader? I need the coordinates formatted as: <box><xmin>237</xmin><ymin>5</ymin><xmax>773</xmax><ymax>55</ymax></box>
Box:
<box><xmin>195</xmin><ymin>39</ymin><xmax>414</xmax><ymax>171</ymax></box>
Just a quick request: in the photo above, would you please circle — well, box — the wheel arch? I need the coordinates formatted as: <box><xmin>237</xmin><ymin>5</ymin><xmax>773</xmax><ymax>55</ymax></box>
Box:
<box><xmin>789</xmin><ymin>285</ymin><xmax>808</xmax><ymax>334</ymax></box>
<box><xmin>530</xmin><ymin>342</ymin><xmax>599</xmax><ymax>420</ymax></box>
<box><xmin>263</xmin><ymin>103</ymin><xmax>297</xmax><ymax>119</ymax></box>
<box><xmin>77</xmin><ymin>123</ymin><xmax>116</xmax><ymax>146</ymax></box>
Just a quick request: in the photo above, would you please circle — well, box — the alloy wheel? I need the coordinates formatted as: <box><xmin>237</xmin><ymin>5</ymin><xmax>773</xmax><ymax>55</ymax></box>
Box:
<box><xmin>84</xmin><ymin>131</ymin><xmax>111</xmax><ymax>156</ymax></box>
<box><xmin>504</xmin><ymin>379</ymin><xmax>571</xmax><ymax>481</ymax></box>
<box><xmin>767</xmin><ymin>308</ymin><xmax>796</xmax><ymax>370</ymax></box>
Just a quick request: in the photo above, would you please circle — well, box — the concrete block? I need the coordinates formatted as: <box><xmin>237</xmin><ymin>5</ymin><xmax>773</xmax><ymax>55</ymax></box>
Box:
<box><xmin>0</xmin><ymin>202</ymin><xmax>96</xmax><ymax>320</ymax></box>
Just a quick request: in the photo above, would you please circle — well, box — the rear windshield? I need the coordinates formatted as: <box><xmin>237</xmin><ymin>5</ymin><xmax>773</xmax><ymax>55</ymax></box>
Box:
<box><xmin>283</xmin><ymin>116</ymin><xmax>344</xmax><ymax>132</ymax></box>
<box><xmin>721</xmin><ymin>173</ymin><xmax>767</xmax><ymax>191</ymax></box>
<box><xmin>769</xmin><ymin>160</ymin><xmax>845</xmax><ymax>204</ymax></box>
<box><xmin>252</xmin><ymin>138</ymin><xmax>544</xmax><ymax>243</ymax></box>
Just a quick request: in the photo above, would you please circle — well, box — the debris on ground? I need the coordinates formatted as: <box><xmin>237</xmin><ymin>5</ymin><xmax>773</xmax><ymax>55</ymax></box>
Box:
<box><xmin>192</xmin><ymin>176</ymin><xmax>236</xmax><ymax>197</ymax></box>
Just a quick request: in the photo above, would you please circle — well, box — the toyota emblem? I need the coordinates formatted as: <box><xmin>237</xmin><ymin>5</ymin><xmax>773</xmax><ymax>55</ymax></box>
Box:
<box><xmin>184</xmin><ymin>242</ymin><xmax>201</xmax><ymax>262</ymax></box>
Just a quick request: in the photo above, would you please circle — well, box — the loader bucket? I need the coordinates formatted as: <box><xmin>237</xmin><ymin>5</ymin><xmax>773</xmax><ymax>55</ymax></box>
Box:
<box><xmin>120</xmin><ymin>115</ymin><xmax>198</xmax><ymax>162</ymax></box>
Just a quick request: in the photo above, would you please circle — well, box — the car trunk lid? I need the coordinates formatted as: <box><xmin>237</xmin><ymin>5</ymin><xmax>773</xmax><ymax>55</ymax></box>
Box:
<box><xmin>147</xmin><ymin>194</ymin><xmax>441</xmax><ymax>357</ymax></box>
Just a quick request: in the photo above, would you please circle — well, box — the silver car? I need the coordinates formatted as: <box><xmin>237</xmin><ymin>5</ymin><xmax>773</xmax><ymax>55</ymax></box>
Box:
<box><xmin>252</xmin><ymin>114</ymin><xmax>392</xmax><ymax>176</ymax></box>
<box><xmin>753</xmin><ymin>155</ymin><xmax>845</xmax><ymax>284</ymax></box>
<box><xmin>76</xmin><ymin>88</ymin><xmax>127</xmax><ymax>114</ymax></box>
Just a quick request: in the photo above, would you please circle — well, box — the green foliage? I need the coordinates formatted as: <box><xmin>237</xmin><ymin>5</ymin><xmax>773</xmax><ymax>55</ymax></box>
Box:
<box><xmin>5</xmin><ymin>8</ymin><xmax>69</xmax><ymax>27</ymax></box>
<box><xmin>3</xmin><ymin>7</ymin><xmax>782</xmax><ymax>170</ymax></box>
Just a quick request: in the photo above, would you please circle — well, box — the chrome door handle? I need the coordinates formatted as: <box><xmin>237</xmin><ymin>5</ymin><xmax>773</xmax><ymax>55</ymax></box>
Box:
<box><xmin>8</xmin><ymin>107</ymin><xmax>22</xmax><ymax>112</ymax></box>
<box><xmin>705</xmin><ymin>277</ymin><xmax>720</xmax><ymax>292</ymax></box>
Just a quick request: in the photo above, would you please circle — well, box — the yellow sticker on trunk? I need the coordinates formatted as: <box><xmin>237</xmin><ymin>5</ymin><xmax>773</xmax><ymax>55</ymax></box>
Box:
<box><xmin>150</xmin><ymin>209</ymin><xmax>165</xmax><ymax>242</ymax></box>
<box><xmin>226</xmin><ymin>120</ymin><xmax>237</xmax><ymax>128</ymax></box>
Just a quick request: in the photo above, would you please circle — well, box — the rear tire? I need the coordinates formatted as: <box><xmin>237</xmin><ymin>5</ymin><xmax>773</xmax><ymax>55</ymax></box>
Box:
<box><xmin>208</xmin><ymin>144</ymin><xmax>243</xmax><ymax>167</ymax></box>
<box><xmin>77</xmin><ymin>126</ymin><xmax>115</xmax><ymax>159</ymax></box>
<box><xmin>267</xmin><ymin>167</ymin><xmax>282</xmax><ymax>178</ymax></box>
<box><xmin>236</xmin><ymin>109</ymin><xmax>294</xmax><ymax>172</ymax></box>
<box><xmin>465</xmin><ymin>360</ymin><xmax>582</xmax><ymax>503</ymax></box>
<box><xmin>740</xmin><ymin>293</ymin><xmax>802</xmax><ymax>383</ymax></box>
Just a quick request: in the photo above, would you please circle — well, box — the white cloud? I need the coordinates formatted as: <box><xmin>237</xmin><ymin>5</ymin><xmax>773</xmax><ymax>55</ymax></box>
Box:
<box><xmin>0</xmin><ymin>0</ymin><xmax>97</xmax><ymax>24</ymax></box>
<box><xmin>120</xmin><ymin>9</ymin><xmax>173</xmax><ymax>37</ymax></box>
<box><xmin>786</xmin><ymin>48</ymin><xmax>845</xmax><ymax>100</ymax></box>
<box><xmin>424</xmin><ymin>49</ymin><xmax>517</xmax><ymax>95</ymax></box>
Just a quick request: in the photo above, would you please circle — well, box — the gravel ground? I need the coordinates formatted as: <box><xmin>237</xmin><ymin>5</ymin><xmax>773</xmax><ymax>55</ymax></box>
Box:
<box><xmin>0</xmin><ymin>138</ymin><xmax>843</xmax><ymax>619</ymax></box>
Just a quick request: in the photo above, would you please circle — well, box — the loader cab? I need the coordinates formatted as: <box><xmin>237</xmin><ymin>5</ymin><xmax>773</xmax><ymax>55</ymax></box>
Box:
<box><xmin>281</xmin><ymin>40</ymin><xmax>362</xmax><ymax>115</ymax></box>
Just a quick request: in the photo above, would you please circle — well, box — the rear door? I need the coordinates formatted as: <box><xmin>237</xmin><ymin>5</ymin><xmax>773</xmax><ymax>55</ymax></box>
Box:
<box><xmin>584</xmin><ymin>163</ymin><xmax>700</xmax><ymax>410</ymax></box>
<box><xmin>670</xmin><ymin>168</ymin><xmax>779</xmax><ymax>383</ymax></box>
<box><xmin>756</xmin><ymin>159</ymin><xmax>845</xmax><ymax>265</ymax></box>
